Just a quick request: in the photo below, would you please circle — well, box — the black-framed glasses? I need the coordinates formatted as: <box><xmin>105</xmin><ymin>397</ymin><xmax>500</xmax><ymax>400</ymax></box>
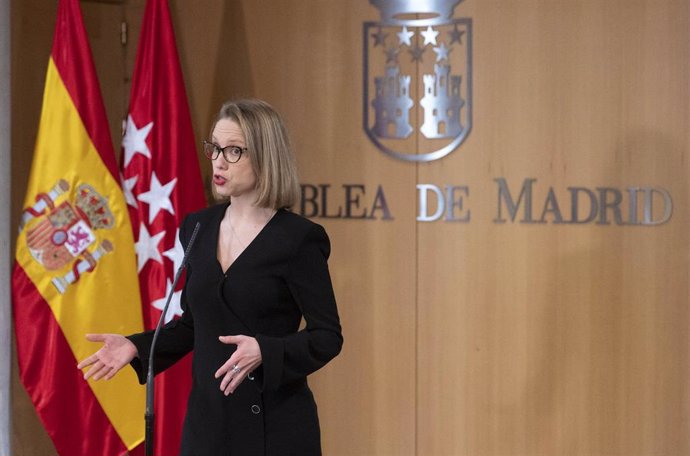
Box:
<box><xmin>203</xmin><ymin>140</ymin><xmax>247</xmax><ymax>163</ymax></box>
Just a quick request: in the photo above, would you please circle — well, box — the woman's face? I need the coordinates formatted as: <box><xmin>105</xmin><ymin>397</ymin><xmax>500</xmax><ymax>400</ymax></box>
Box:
<box><xmin>210</xmin><ymin>118</ymin><xmax>257</xmax><ymax>199</ymax></box>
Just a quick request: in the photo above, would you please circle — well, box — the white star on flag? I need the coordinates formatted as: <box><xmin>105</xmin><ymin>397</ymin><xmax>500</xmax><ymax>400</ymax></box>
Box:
<box><xmin>122</xmin><ymin>115</ymin><xmax>154</xmax><ymax>167</ymax></box>
<box><xmin>137</xmin><ymin>171</ymin><xmax>177</xmax><ymax>224</ymax></box>
<box><xmin>135</xmin><ymin>223</ymin><xmax>165</xmax><ymax>272</ymax></box>
<box><xmin>151</xmin><ymin>279</ymin><xmax>183</xmax><ymax>323</ymax></box>
<box><xmin>122</xmin><ymin>174</ymin><xmax>139</xmax><ymax>208</ymax></box>
<box><xmin>163</xmin><ymin>228</ymin><xmax>184</xmax><ymax>274</ymax></box>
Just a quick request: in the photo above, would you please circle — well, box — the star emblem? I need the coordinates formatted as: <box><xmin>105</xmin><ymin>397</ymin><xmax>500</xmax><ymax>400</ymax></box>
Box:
<box><xmin>409</xmin><ymin>44</ymin><xmax>425</xmax><ymax>62</ymax></box>
<box><xmin>385</xmin><ymin>47</ymin><xmax>400</xmax><ymax>64</ymax></box>
<box><xmin>397</xmin><ymin>26</ymin><xmax>414</xmax><ymax>47</ymax></box>
<box><xmin>421</xmin><ymin>26</ymin><xmax>439</xmax><ymax>46</ymax></box>
<box><xmin>433</xmin><ymin>42</ymin><xmax>451</xmax><ymax>62</ymax></box>
<box><xmin>135</xmin><ymin>223</ymin><xmax>165</xmax><ymax>272</ymax></box>
<box><xmin>122</xmin><ymin>115</ymin><xmax>153</xmax><ymax>167</ymax></box>
<box><xmin>151</xmin><ymin>278</ymin><xmax>183</xmax><ymax>323</ymax></box>
<box><xmin>372</xmin><ymin>27</ymin><xmax>387</xmax><ymax>47</ymax></box>
<box><xmin>449</xmin><ymin>25</ymin><xmax>465</xmax><ymax>45</ymax></box>
<box><xmin>137</xmin><ymin>172</ymin><xmax>177</xmax><ymax>224</ymax></box>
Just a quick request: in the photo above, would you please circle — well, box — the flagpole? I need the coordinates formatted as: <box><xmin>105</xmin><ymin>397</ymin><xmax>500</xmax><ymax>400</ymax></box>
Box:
<box><xmin>0</xmin><ymin>0</ymin><xmax>12</xmax><ymax>451</ymax></box>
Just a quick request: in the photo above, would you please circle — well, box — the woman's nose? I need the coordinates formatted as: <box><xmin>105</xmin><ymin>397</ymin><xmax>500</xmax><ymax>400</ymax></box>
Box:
<box><xmin>213</xmin><ymin>158</ymin><xmax>229</xmax><ymax>171</ymax></box>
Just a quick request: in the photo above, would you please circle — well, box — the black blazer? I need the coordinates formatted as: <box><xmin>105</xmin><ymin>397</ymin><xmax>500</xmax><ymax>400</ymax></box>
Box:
<box><xmin>128</xmin><ymin>202</ymin><xmax>343</xmax><ymax>455</ymax></box>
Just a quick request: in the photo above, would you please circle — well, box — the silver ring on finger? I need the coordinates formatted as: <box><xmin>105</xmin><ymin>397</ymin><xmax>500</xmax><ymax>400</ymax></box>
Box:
<box><xmin>231</xmin><ymin>364</ymin><xmax>241</xmax><ymax>374</ymax></box>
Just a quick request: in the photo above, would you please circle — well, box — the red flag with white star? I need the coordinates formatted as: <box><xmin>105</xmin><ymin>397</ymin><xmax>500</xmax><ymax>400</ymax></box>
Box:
<box><xmin>120</xmin><ymin>0</ymin><xmax>206</xmax><ymax>454</ymax></box>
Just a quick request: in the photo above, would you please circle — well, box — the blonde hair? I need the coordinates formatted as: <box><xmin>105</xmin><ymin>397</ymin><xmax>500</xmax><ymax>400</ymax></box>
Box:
<box><xmin>212</xmin><ymin>99</ymin><xmax>300</xmax><ymax>209</ymax></box>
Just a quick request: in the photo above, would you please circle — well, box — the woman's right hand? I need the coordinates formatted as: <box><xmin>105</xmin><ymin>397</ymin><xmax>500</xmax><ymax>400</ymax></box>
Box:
<box><xmin>77</xmin><ymin>334</ymin><xmax>138</xmax><ymax>381</ymax></box>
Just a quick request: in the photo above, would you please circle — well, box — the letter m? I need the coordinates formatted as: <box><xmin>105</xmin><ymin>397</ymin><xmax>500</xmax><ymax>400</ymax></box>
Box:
<box><xmin>494</xmin><ymin>178</ymin><xmax>536</xmax><ymax>223</ymax></box>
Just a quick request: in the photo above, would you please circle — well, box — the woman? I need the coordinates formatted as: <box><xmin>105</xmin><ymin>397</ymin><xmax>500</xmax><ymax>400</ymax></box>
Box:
<box><xmin>78</xmin><ymin>99</ymin><xmax>343</xmax><ymax>455</ymax></box>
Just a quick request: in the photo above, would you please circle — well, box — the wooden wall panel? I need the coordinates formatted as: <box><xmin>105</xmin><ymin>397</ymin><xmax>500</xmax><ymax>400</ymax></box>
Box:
<box><xmin>417</xmin><ymin>1</ymin><xmax>689</xmax><ymax>455</ymax></box>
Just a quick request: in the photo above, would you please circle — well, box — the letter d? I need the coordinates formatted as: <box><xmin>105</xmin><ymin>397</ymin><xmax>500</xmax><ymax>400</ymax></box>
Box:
<box><xmin>417</xmin><ymin>184</ymin><xmax>445</xmax><ymax>222</ymax></box>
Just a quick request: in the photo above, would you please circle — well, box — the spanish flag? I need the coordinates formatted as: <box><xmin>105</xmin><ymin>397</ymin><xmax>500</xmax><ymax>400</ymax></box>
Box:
<box><xmin>12</xmin><ymin>0</ymin><xmax>145</xmax><ymax>454</ymax></box>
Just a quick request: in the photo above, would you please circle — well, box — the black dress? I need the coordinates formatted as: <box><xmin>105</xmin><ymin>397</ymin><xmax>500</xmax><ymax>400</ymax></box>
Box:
<box><xmin>127</xmin><ymin>202</ymin><xmax>343</xmax><ymax>455</ymax></box>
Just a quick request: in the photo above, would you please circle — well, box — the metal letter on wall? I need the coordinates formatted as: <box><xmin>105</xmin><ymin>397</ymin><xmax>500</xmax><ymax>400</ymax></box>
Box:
<box><xmin>364</xmin><ymin>0</ymin><xmax>473</xmax><ymax>162</ymax></box>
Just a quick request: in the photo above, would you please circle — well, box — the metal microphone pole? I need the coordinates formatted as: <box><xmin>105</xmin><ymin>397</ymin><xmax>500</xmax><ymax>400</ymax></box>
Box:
<box><xmin>145</xmin><ymin>222</ymin><xmax>200</xmax><ymax>456</ymax></box>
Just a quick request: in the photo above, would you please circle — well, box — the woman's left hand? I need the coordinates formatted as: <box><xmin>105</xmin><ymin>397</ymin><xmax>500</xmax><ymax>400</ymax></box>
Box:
<box><xmin>215</xmin><ymin>335</ymin><xmax>263</xmax><ymax>395</ymax></box>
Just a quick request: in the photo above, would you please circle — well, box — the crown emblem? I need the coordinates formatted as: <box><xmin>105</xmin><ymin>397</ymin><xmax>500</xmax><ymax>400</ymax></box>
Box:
<box><xmin>75</xmin><ymin>184</ymin><xmax>114</xmax><ymax>230</ymax></box>
<box><xmin>370</xmin><ymin>0</ymin><xmax>463</xmax><ymax>24</ymax></box>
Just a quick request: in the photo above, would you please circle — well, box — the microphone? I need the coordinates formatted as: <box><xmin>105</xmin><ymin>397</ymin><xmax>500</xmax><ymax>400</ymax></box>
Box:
<box><xmin>145</xmin><ymin>221</ymin><xmax>200</xmax><ymax>456</ymax></box>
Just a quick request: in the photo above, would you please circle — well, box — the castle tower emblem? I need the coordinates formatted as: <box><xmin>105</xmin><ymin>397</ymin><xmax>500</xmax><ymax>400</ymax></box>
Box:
<box><xmin>372</xmin><ymin>65</ymin><xmax>414</xmax><ymax>138</ymax></box>
<box><xmin>420</xmin><ymin>63</ymin><xmax>465</xmax><ymax>138</ymax></box>
<box><xmin>363</xmin><ymin>0</ymin><xmax>473</xmax><ymax>162</ymax></box>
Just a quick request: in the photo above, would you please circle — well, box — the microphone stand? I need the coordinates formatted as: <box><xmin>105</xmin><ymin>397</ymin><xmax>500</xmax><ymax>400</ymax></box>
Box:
<box><xmin>145</xmin><ymin>222</ymin><xmax>200</xmax><ymax>456</ymax></box>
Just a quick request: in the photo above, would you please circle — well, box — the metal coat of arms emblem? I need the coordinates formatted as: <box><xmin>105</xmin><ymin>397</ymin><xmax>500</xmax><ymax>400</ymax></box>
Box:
<box><xmin>19</xmin><ymin>180</ymin><xmax>115</xmax><ymax>294</ymax></box>
<box><xmin>364</xmin><ymin>0</ymin><xmax>472</xmax><ymax>162</ymax></box>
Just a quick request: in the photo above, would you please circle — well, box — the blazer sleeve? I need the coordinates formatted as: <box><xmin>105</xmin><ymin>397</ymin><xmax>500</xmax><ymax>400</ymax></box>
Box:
<box><xmin>255</xmin><ymin>223</ymin><xmax>343</xmax><ymax>392</ymax></box>
<box><xmin>126</xmin><ymin>216</ymin><xmax>196</xmax><ymax>384</ymax></box>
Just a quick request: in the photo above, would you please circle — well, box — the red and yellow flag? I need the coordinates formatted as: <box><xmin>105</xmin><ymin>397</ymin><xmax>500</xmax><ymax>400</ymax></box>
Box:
<box><xmin>12</xmin><ymin>0</ymin><xmax>145</xmax><ymax>454</ymax></box>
